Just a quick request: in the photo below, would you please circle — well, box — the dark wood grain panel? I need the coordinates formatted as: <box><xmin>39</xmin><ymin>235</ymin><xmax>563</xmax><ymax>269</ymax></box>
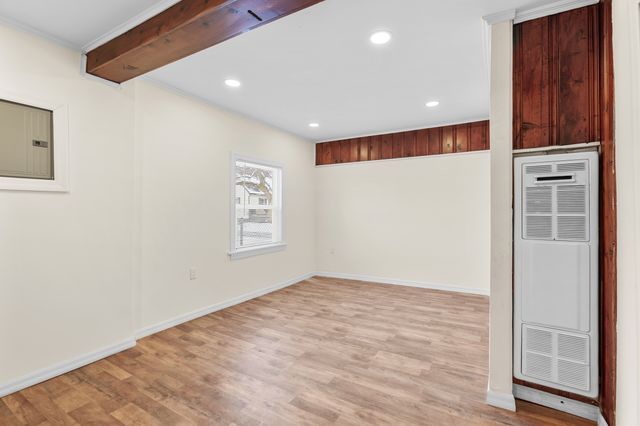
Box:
<box><xmin>441</xmin><ymin>126</ymin><xmax>454</xmax><ymax>154</ymax></box>
<box><xmin>86</xmin><ymin>0</ymin><xmax>324</xmax><ymax>83</ymax></box>
<box><xmin>340</xmin><ymin>140</ymin><xmax>351</xmax><ymax>163</ymax></box>
<box><xmin>369</xmin><ymin>136</ymin><xmax>381</xmax><ymax>161</ymax></box>
<box><xmin>513</xmin><ymin>4</ymin><xmax>600</xmax><ymax>149</ymax></box>
<box><xmin>315</xmin><ymin>120</ymin><xmax>489</xmax><ymax>166</ymax></box>
<box><xmin>427</xmin><ymin>127</ymin><xmax>442</xmax><ymax>155</ymax></box>
<box><xmin>598</xmin><ymin>0</ymin><xmax>616</xmax><ymax>424</ymax></box>
<box><xmin>402</xmin><ymin>131</ymin><xmax>417</xmax><ymax>157</ymax></box>
<box><xmin>455</xmin><ymin>124</ymin><xmax>470</xmax><ymax>152</ymax></box>
<box><xmin>359</xmin><ymin>137</ymin><xmax>370</xmax><ymax>161</ymax></box>
<box><xmin>416</xmin><ymin>129</ymin><xmax>429</xmax><ymax>156</ymax></box>
<box><xmin>380</xmin><ymin>133</ymin><xmax>393</xmax><ymax>159</ymax></box>
<box><xmin>349</xmin><ymin>138</ymin><xmax>359</xmax><ymax>162</ymax></box>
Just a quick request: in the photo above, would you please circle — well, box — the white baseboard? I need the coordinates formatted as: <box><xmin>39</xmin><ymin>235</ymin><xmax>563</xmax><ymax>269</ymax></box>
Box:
<box><xmin>135</xmin><ymin>272</ymin><xmax>314</xmax><ymax>339</ymax></box>
<box><xmin>513</xmin><ymin>384</ymin><xmax>598</xmax><ymax>421</ymax></box>
<box><xmin>486</xmin><ymin>387</ymin><xmax>517</xmax><ymax>411</ymax></box>
<box><xmin>1</xmin><ymin>272</ymin><xmax>315</xmax><ymax>398</ymax></box>
<box><xmin>315</xmin><ymin>271</ymin><xmax>490</xmax><ymax>296</ymax></box>
<box><xmin>0</xmin><ymin>338</ymin><xmax>136</xmax><ymax>398</ymax></box>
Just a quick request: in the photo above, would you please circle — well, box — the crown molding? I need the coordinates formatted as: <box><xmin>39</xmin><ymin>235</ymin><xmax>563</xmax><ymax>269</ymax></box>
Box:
<box><xmin>483</xmin><ymin>0</ymin><xmax>599</xmax><ymax>25</ymax></box>
<box><xmin>483</xmin><ymin>9</ymin><xmax>517</xmax><ymax>25</ymax></box>
<box><xmin>514</xmin><ymin>0</ymin><xmax>599</xmax><ymax>24</ymax></box>
<box><xmin>0</xmin><ymin>14</ymin><xmax>79</xmax><ymax>50</ymax></box>
<box><xmin>81</xmin><ymin>0</ymin><xmax>181</xmax><ymax>52</ymax></box>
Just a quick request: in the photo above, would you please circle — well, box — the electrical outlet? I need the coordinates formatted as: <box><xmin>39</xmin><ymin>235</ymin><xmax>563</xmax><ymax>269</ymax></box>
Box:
<box><xmin>189</xmin><ymin>268</ymin><xmax>197</xmax><ymax>280</ymax></box>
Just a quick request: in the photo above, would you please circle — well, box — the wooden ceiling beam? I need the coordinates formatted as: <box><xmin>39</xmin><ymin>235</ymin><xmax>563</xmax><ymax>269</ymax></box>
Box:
<box><xmin>85</xmin><ymin>0</ymin><xmax>323</xmax><ymax>83</ymax></box>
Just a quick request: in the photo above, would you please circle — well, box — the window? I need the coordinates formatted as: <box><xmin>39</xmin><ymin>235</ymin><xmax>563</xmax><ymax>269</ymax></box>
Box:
<box><xmin>0</xmin><ymin>99</ymin><xmax>53</xmax><ymax>180</ymax></box>
<box><xmin>229</xmin><ymin>154</ymin><xmax>284</xmax><ymax>259</ymax></box>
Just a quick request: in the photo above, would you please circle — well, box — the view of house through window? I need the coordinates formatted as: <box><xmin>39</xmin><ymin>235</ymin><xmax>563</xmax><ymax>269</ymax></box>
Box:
<box><xmin>233</xmin><ymin>158</ymin><xmax>282</xmax><ymax>251</ymax></box>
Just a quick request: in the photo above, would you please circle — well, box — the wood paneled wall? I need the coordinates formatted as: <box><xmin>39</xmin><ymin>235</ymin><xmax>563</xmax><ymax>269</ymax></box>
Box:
<box><xmin>315</xmin><ymin>120</ymin><xmax>489</xmax><ymax>166</ymax></box>
<box><xmin>513</xmin><ymin>5</ymin><xmax>600</xmax><ymax>149</ymax></box>
<box><xmin>513</xmin><ymin>2</ymin><xmax>617</xmax><ymax>423</ymax></box>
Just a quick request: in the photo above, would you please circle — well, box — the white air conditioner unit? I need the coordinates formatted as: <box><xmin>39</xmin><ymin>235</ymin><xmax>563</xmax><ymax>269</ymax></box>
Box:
<box><xmin>513</xmin><ymin>151</ymin><xmax>599</xmax><ymax>398</ymax></box>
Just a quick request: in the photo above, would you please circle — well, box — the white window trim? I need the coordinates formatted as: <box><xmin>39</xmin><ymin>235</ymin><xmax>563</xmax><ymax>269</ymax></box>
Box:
<box><xmin>228</xmin><ymin>153</ymin><xmax>286</xmax><ymax>260</ymax></box>
<box><xmin>0</xmin><ymin>90</ymin><xmax>69</xmax><ymax>192</ymax></box>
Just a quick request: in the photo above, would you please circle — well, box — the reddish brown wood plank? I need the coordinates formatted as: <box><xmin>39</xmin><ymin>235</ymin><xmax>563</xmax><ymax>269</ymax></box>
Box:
<box><xmin>427</xmin><ymin>127</ymin><xmax>442</xmax><ymax>155</ymax></box>
<box><xmin>359</xmin><ymin>137</ymin><xmax>370</xmax><ymax>161</ymax></box>
<box><xmin>402</xmin><ymin>131</ymin><xmax>417</xmax><ymax>157</ymax></box>
<box><xmin>314</xmin><ymin>120</ymin><xmax>490</xmax><ymax>166</ymax></box>
<box><xmin>454</xmin><ymin>124</ymin><xmax>470</xmax><ymax>152</ymax></box>
<box><xmin>380</xmin><ymin>133</ymin><xmax>393</xmax><ymax>159</ymax></box>
<box><xmin>470</xmin><ymin>121</ymin><xmax>488</xmax><ymax>151</ymax></box>
<box><xmin>369</xmin><ymin>136</ymin><xmax>381</xmax><ymax>161</ymax></box>
<box><xmin>416</xmin><ymin>129</ymin><xmax>429</xmax><ymax>156</ymax></box>
<box><xmin>315</xmin><ymin>143</ymin><xmax>324</xmax><ymax>165</ymax></box>
<box><xmin>349</xmin><ymin>139</ymin><xmax>359</xmax><ymax>162</ymax></box>
<box><xmin>340</xmin><ymin>140</ymin><xmax>351</xmax><ymax>163</ymax></box>
<box><xmin>441</xmin><ymin>126</ymin><xmax>454</xmax><ymax>154</ymax></box>
<box><xmin>598</xmin><ymin>0</ymin><xmax>616</xmax><ymax>424</ymax></box>
<box><xmin>86</xmin><ymin>0</ymin><xmax>324</xmax><ymax>83</ymax></box>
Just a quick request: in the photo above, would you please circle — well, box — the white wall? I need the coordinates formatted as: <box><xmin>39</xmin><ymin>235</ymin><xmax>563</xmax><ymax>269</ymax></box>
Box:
<box><xmin>612</xmin><ymin>1</ymin><xmax>640</xmax><ymax>424</ymax></box>
<box><xmin>315</xmin><ymin>152</ymin><xmax>491</xmax><ymax>294</ymax></box>
<box><xmin>0</xmin><ymin>26</ymin><xmax>136</xmax><ymax>388</ymax></box>
<box><xmin>134</xmin><ymin>81</ymin><xmax>316</xmax><ymax>333</ymax></box>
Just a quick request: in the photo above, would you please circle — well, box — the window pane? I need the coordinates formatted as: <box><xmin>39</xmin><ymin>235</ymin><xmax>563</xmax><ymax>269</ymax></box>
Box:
<box><xmin>235</xmin><ymin>160</ymin><xmax>279</xmax><ymax>249</ymax></box>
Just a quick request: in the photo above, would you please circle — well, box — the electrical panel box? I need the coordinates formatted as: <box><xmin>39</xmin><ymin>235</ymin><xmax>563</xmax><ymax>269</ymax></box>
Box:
<box><xmin>514</xmin><ymin>151</ymin><xmax>599</xmax><ymax>398</ymax></box>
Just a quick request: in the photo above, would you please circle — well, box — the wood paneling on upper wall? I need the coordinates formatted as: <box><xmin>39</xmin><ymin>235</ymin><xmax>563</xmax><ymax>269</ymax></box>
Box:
<box><xmin>513</xmin><ymin>5</ymin><xmax>600</xmax><ymax>149</ymax></box>
<box><xmin>315</xmin><ymin>120</ymin><xmax>489</xmax><ymax>166</ymax></box>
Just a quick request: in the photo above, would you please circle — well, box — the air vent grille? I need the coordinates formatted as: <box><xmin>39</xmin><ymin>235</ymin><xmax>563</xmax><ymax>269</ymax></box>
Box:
<box><xmin>557</xmin><ymin>162</ymin><xmax>586</xmax><ymax>172</ymax></box>
<box><xmin>525</xmin><ymin>216</ymin><xmax>553</xmax><ymax>239</ymax></box>
<box><xmin>558</xmin><ymin>360</ymin><xmax>589</xmax><ymax>390</ymax></box>
<box><xmin>526</xmin><ymin>186</ymin><xmax>553</xmax><ymax>213</ymax></box>
<box><xmin>525</xmin><ymin>352</ymin><xmax>553</xmax><ymax>381</ymax></box>
<box><xmin>557</xmin><ymin>185</ymin><xmax>587</xmax><ymax>214</ymax></box>
<box><xmin>526</xmin><ymin>327</ymin><xmax>553</xmax><ymax>354</ymax></box>
<box><xmin>558</xmin><ymin>333</ymin><xmax>589</xmax><ymax>363</ymax></box>
<box><xmin>557</xmin><ymin>216</ymin><xmax>587</xmax><ymax>241</ymax></box>
<box><xmin>526</xmin><ymin>164</ymin><xmax>553</xmax><ymax>174</ymax></box>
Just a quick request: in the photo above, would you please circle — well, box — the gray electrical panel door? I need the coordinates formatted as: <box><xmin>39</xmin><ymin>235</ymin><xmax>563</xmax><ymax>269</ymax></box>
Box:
<box><xmin>0</xmin><ymin>99</ymin><xmax>53</xmax><ymax>179</ymax></box>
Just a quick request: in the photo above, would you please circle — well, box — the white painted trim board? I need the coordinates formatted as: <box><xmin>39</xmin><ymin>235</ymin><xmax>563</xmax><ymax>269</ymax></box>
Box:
<box><xmin>513</xmin><ymin>384</ymin><xmax>599</xmax><ymax>421</ymax></box>
<box><xmin>135</xmin><ymin>272</ymin><xmax>314</xmax><ymax>339</ymax></box>
<box><xmin>0</xmin><ymin>338</ymin><xmax>136</xmax><ymax>398</ymax></box>
<box><xmin>315</xmin><ymin>272</ymin><xmax>490</xmax><ymax>296</ymax></box>
<box><xmin>486</xmin><ymin>387</ymin><xmax>517</xmax><ymax>411</ymax></box>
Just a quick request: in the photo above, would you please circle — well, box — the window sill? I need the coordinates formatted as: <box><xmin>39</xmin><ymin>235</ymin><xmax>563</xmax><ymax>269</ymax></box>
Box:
<box><xmin>228</xmin><ymin>242</ymin><xmax>287</xmax><ymax>260</ymax></box>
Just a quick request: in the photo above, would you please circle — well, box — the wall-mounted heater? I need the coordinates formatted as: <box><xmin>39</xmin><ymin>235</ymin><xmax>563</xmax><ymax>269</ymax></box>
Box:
<box><xmin>514</xmin><ymin>151</ymin><xmax>599</xmax><ymax>398</ymax></box>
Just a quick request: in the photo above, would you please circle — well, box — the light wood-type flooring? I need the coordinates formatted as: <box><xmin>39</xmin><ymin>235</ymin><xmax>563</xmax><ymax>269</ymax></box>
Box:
<box><xmin>1</xmin><ymin>277</ymin><xmax>595</xmax><ymax>425</ymax></box>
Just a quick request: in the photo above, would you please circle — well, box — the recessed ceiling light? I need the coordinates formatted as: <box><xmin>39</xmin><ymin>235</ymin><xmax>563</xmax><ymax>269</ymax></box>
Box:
<box><xmin>224</xmin><ymin>79</ymin><xmax>241</xmax><ymax>88</ymax></box>
<box><xmin>370</xmin><ymin>31</ymin><xmax>392</xmax><ymax>45</ymax></box>
<box><xmin>309</xmin><ymin>123</ymin><xmax>320</xmax><ymax>128</ymax></box>
<box><xmin>425</xmin><ymin>101</ymin><xmax>440</xmax><ymax>108</ymax></box>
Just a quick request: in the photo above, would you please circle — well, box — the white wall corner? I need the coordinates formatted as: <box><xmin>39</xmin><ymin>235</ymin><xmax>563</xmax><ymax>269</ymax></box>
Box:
<box><xmin>486</xmin><ymin>386</ymin><xmax>516</xmax><ymax>411</ymax></box>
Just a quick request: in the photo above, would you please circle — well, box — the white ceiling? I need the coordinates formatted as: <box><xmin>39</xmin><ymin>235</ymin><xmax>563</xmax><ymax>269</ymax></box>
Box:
<box><xmin>0</xmin><ymin>0</ymin><xmax>554</xmax><ymax>141</ymax></box>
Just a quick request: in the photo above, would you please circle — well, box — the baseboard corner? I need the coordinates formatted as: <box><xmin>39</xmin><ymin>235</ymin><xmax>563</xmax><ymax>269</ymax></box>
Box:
<box><xmin>486</xmin><ymin>387</ymin><xmax>517</xmax><ymax>412</ymax></box>
<box><xmin>0</xmin><ymin>337</ymin><xmax>136</xmax><ymax>398</ymax></box>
